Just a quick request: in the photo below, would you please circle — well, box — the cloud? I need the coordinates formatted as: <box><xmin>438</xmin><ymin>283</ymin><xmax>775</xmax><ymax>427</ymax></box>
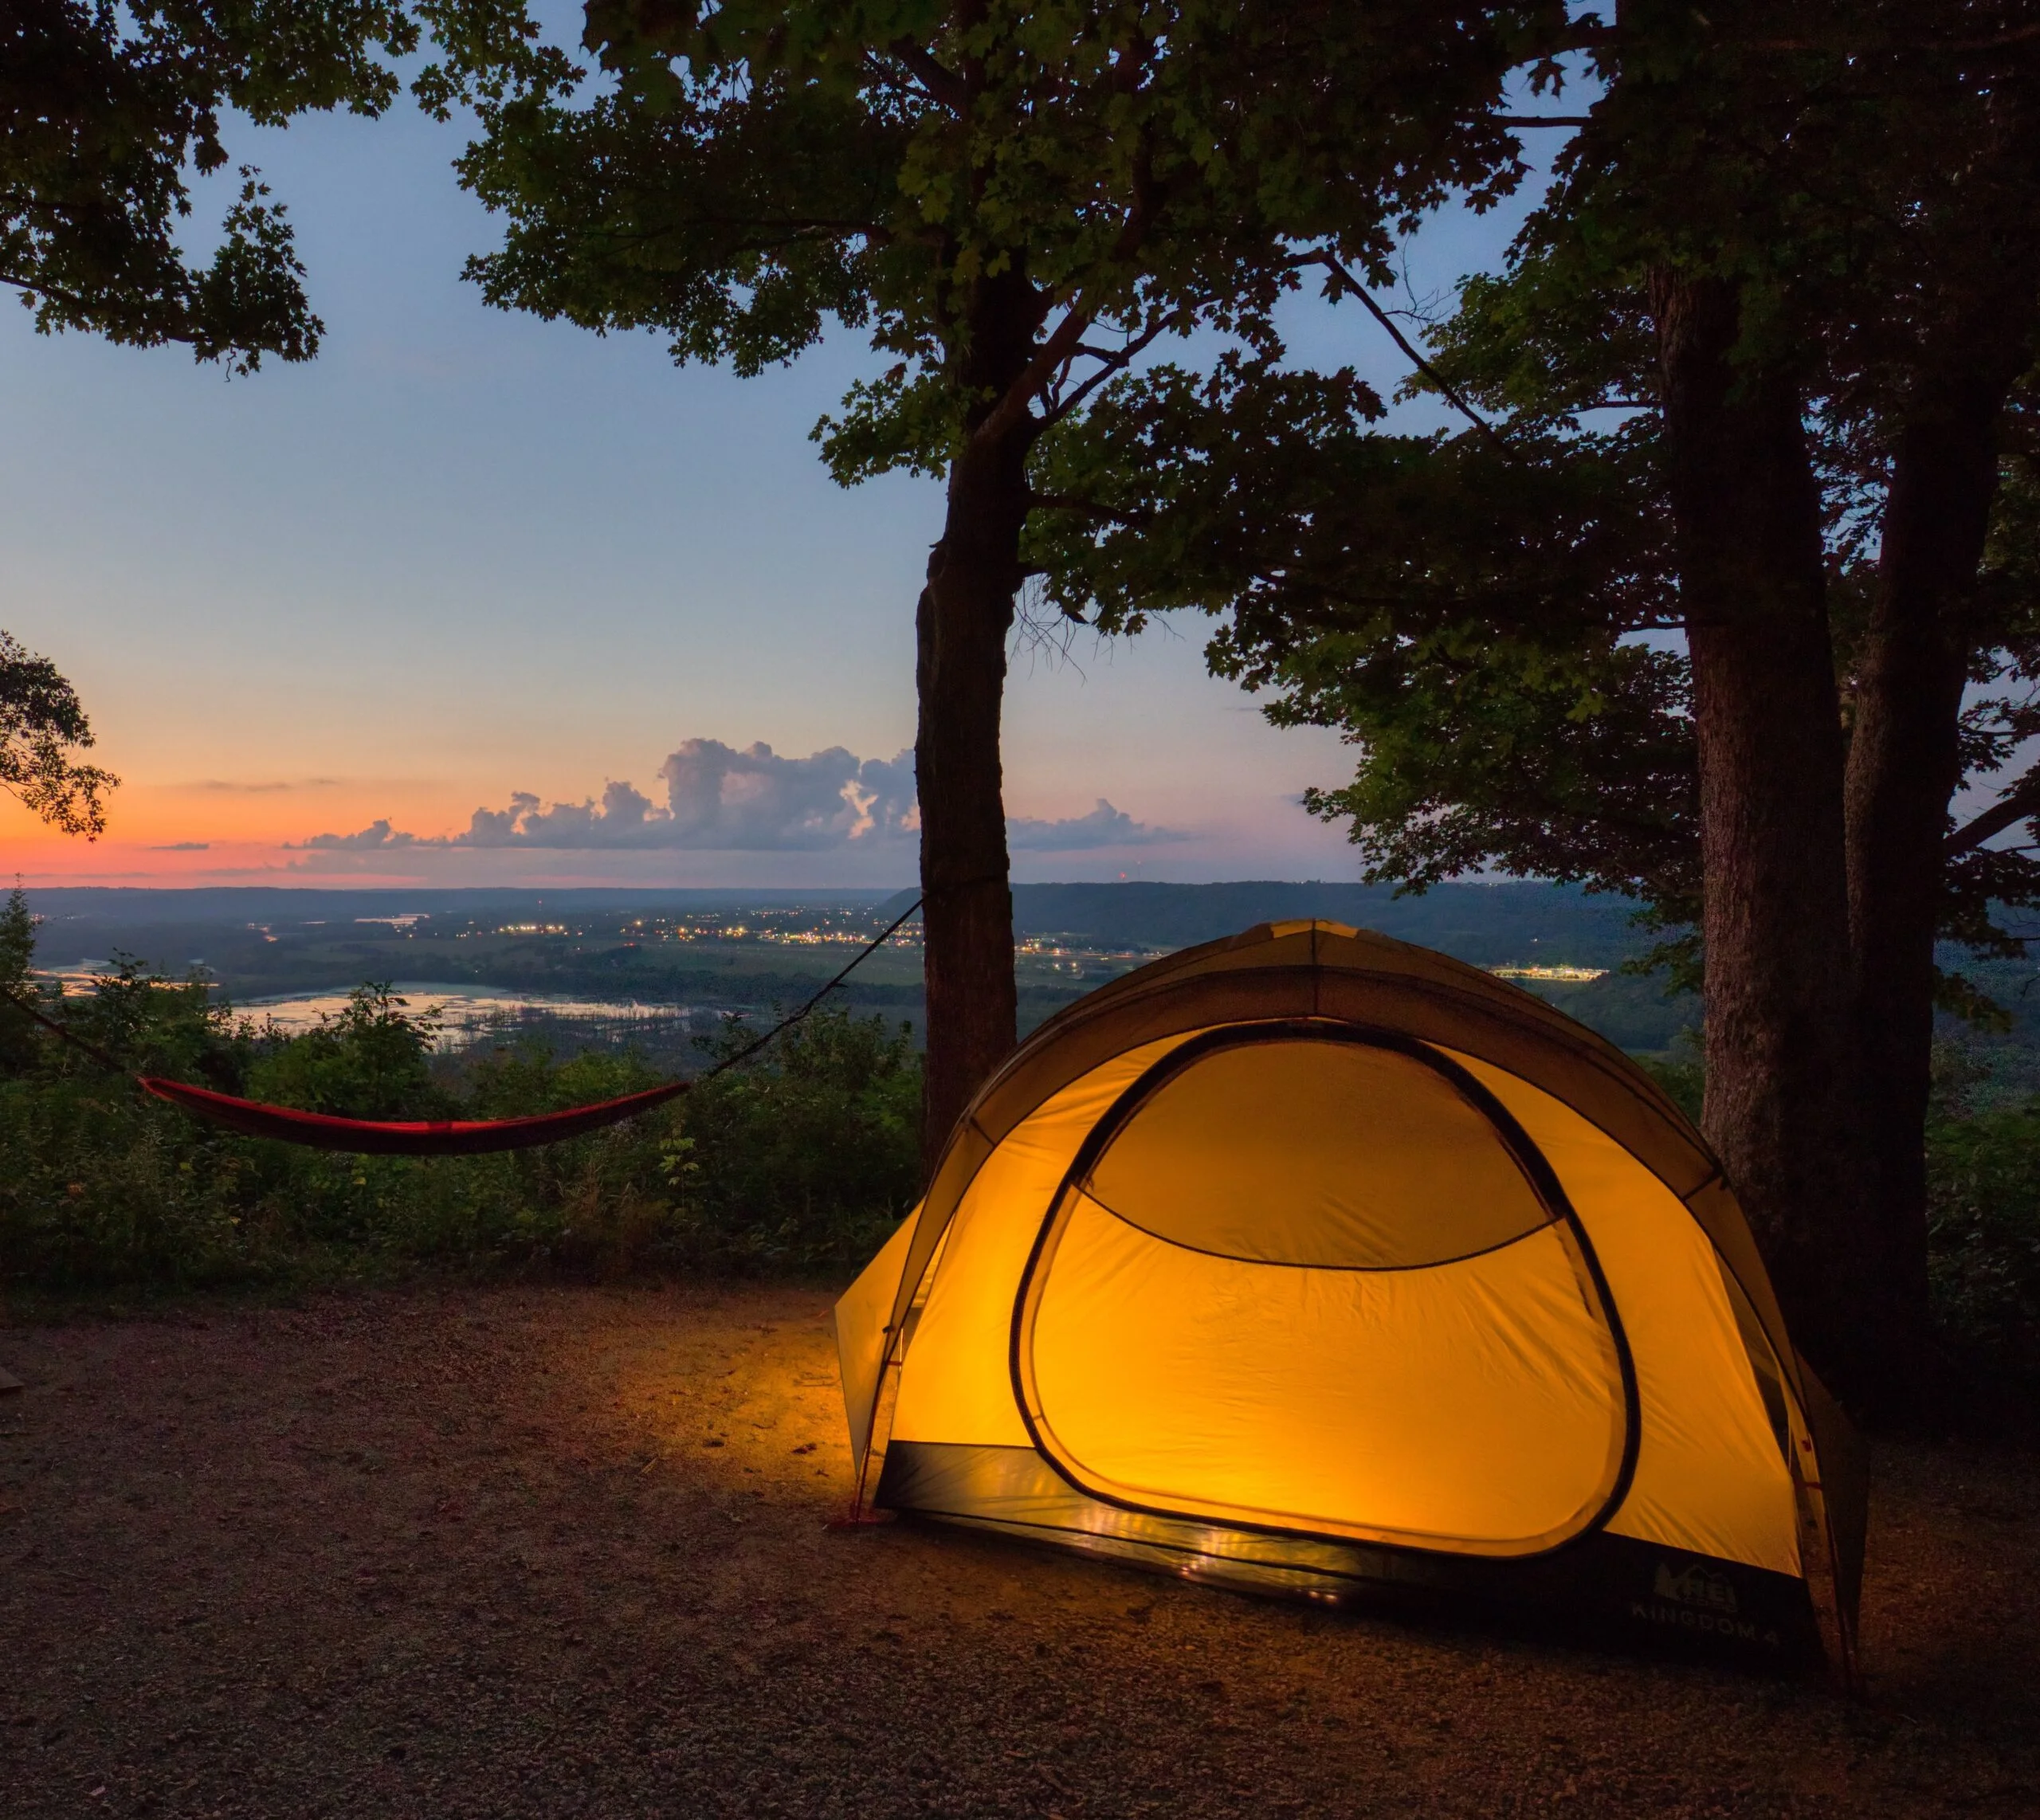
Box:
<box><xmin>178</xmin><ymin>778</ymin><xmax>344</xmax><ymax>794</ymax></box>
<box><xmin>301</xmin><ymin>818</ymin><xmax>419</xmax><ymax>851</ymax></box>
<box><xmin>148</xmin><ymin>841</ymin><xmax>211</xmax><ymax>852</ymax></box>
<box><xmin>661</xmin><ymin>741</ymin><xmax>916</xmax><ymax>849</ymax></box>
<box><xmin>446</xmin><ymin>742</ymin><xmax>917</xmax><ymax>850</ymax></box>
<box><xmin>292</xmin><ymin>743</ymin><xmax>917</xmax><ymax>854</ymax></box>
<box><xmin>1006</xmin><ymin>798</ymin><xmax>1184</xmax><ymax>851</ymax></box>
<box><xmin>292</xmin><ymin>746</ymin><xmax>1183</xmax><ymax>857</ymax></box>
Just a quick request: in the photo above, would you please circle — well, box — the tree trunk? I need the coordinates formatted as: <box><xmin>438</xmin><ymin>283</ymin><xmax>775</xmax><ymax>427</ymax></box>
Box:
<box><xmin>916</xmin><ymin>270</ymin><xmax>1041</xmax><ymax>1168</ymax></box>
<box><xmin>1843</xmin><ymin>320</ymin><xmax>2034</xmax><ymax>1394</ymax></box>
<box><xmin>1650</xmin><ymin>270</ymin><xmax>1874</xmax><ymax>1400</ymax></box>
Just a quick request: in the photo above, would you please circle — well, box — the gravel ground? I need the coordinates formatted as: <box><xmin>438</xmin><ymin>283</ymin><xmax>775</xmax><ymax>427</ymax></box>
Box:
<box><xmin>1</xmin><ymin>1281</ymin><xmax>2036</xmax><ymax>1818</ymax></box>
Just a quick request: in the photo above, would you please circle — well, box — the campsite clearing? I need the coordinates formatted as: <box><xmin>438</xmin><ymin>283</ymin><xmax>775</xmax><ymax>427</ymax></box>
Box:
<box><xmin>1</xmin><ymin>1284</ymin><xmax>2034</xmax><ymax>1818</ymax></box>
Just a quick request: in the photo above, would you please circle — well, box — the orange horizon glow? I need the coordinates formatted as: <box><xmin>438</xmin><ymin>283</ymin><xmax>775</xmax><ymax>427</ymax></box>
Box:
<box><xmin>0</xmin><ymin>775</ymin><xmax>482</xmax><ymax>887</ymax></box>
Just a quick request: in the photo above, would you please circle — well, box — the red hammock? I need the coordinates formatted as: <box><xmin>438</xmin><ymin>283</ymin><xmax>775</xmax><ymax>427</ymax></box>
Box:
<box><xmin>4</xmin><ymin>896</ymin><xmax>920</xmax><ymax>1157</ymax></box>
<box><xmin>139</xmin><ymin>1076</ymin><xmax>691</xmax><ymax>1156</ymax></box>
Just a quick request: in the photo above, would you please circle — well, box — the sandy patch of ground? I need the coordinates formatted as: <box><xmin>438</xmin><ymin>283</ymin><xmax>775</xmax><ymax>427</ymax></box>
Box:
<box><xmin>2</xmin><ymin>1283</ymin><xmax>2036</xmax><ymax>1818</ymax></box>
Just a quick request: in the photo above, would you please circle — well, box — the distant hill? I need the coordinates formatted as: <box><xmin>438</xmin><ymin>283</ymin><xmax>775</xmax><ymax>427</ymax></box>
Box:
<box><xmin>881</xmin><ymin>879</ymin><xmax>1656</xmax><ymax>968</ymax></box>
<box><xmin>20</xmin><ymin>885</ymin><xmax>895</xmax><ymax>971</ymax></box>
<box><xmin>17</xmin><ymin>879</ymin><xmax>1701</xmax><ymax>1055</ymax></box>
<box><xmin>31</xmin><ymin>880</ymin><xmax>1656</xmax><ymax>970</ymax></box>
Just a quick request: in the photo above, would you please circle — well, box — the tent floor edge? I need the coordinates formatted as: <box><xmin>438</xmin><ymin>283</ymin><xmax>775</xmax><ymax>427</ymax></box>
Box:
<box><xmin>877</xmin><ymin>1440</ymin><xmax>1824</xmax><ymax>1674</ymax></box>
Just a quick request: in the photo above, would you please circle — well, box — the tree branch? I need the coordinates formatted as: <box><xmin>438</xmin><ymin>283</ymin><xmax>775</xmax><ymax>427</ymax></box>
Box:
<box><xmin>972</xmin><ymin>189</ymin><xmax>1161</xmax><ymax>450</ymax></box>
<box><xmin>1947</xmin><ymin>770</ymin><xmax>2040</xmax><ymax>857</ymax></box>
<box><xmin>978</xmin><ymin>300</ymin><xmax>1096</xmax><ymax>447</ymax></box>
<box><xmin>1308</xmin><ymin>250</ymin><xmax>1511</xmax><ymax>456</ymax></box>
<box><xmin>1026</xmin><ymin>490</ymin><xmax>1148</xmax><ymax>525</ymax></box>
<box><xmin>885</xmin><ymin>41</ymin><xmax>967</xmax><ymax>113</ymax></box>
<box><xmin>1751</xmin><ymin>24</ymin><xmax>2040</xmax><ymax>53</ymax></box>
<box><xmin>0</xmin><ymin>263</ymin><xmax>194</xmax><ymax>346</ymax></box>
<box><xmin>972</xmin><ymin>53</ymin><xmax>1162</xmax><ymax>452</ymax></box>
<box><xmin>1038</xmin><ymin>316</ymin><xmax>1178</xmax><ymax>427</ymax></box>
<box><xmin>1539</xmin><ymin>22</ymin><xmax>2040</xmax><ymax>57</ymax></box>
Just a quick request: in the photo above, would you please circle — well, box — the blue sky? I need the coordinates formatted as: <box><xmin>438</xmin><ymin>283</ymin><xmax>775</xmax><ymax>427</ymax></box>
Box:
<box><xmin>0</xmin><ymin>59</ymin><xmax>1540</xmax><ymax>888</ymax></box>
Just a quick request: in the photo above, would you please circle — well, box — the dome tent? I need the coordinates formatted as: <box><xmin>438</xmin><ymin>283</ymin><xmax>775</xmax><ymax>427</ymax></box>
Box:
<box><xmin>834</xmin><ymin>921</ymin><xmax>1867</xmax><ymax>1673</ymax></box>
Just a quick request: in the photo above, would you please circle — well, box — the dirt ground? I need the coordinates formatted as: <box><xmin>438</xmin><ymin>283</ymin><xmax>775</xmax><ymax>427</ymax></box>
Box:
<box><xmin>2</xmin><ymin>1284</ymin><xmax>2036</xmax><ymax>1818</ymax></box>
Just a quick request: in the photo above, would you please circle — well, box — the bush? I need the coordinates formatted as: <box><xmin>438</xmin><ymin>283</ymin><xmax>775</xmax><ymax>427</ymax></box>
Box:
<box><xmin>0</xmin><ymin>896</ymin><xmax>920</xmax><ymax>1294</ymax></box>
<box><xmin>244</xmin><ymin>984</ymin><xmax>452</xmax><ymax>1119</ymax></box>
<box><xmin>664</xmin><ymin>1006</ymin><xmax>922</xmax><ymax>1270</ymax></box>
<box><xmin>1633</xmin><ymin>1043</ymin><xmax>1704</xmax><ymax>1126</ymax></box>
<box><xmin>1925</xmin><ymin>1100</ymin><xmax>2040</xmax><ymax>1381</ymax></box>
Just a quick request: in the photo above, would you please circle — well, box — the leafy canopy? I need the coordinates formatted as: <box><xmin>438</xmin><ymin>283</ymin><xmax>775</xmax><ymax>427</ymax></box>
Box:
<box><xmin>416</xmin><ymin>0</ymin><xmax>1565</xmax><ymax>478</ymax></box>
<box><xmin>2</xmin><ymin>0</ymin><xmax>418</xmax><ymax>370</ymax></box>
<box><xmin>0</xmin><ymin>630</ymin><xmax>118</xmax><ymax>837</ymax></box>
<box><xmin>1029</xmin><ymin>2</ymin><xmax>2040</xmax><ymax>983</ymax></box>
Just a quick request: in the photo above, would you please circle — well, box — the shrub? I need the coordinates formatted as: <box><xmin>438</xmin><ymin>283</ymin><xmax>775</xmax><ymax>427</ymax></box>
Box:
<box><xmin>1925</xmin><ymin>1100</ymin><xmax>2040</xmax><ymax>1381</ymax></box>
<box><xmin>1603</xmin><ymin>1034</ymin><xmax>2040</xmax><ymax>1400</ymax></box>
<box><xmin>1633</xmin><ymin>1044</ymin><xmax>1704</xmax><ymax>1126</ymax></box>
<box><xmin>244</xmin><ymin>983</ymin><xmax>451</xmax><ymax>1118</ymax></box>
<box><xmin>662</xmin><ymin>1006</ymin><xmax>922</xmax><ymax>1271</ymax></box>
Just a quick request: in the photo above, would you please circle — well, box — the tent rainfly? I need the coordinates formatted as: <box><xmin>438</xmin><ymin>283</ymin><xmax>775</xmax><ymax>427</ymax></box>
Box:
<box><xmin>836</xmin><ymin>921</ymin><xmax>1867</xmax><ymax>1673</ymax></box>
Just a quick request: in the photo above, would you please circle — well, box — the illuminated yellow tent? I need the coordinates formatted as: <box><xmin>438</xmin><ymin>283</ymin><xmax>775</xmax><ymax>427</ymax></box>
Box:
<box><xmin>836</xmin><ymin>921</ymin><xmax>1866</xmax><ymax>1671</ymax></box>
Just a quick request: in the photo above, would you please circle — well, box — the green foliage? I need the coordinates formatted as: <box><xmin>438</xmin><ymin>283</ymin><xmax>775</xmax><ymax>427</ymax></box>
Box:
<box><xmin>0</xmin><ymin>884</ymin><xmax>40</xmax><ymax>1075</ymax></box>
<box><xmin>1030</xmin><ymin>357</ymin><xmax>1695</xmax><ymax>918</ymax></box>
<box><xmin>1</xmin><ymin>1</ymin><xmax>418</xmax><ymax>370</ymax></box>
<box><xmin>416</xmin><ymin>0</ymin><xmax>1562</xmax><ymax>480</ymax></box>
<box><xmin>245</xmin><ymin>984</ymin><xmax>451</xmax><ymax>1120</ymax></box>
<box><xmin>0</xmin><ymin>633</ymin><xmax>118</xmax><ymax>838</ymax></box>
<box><xmin>1028</xmin><ymin>4</ymin><xmax>2040</xmax><ymax>995</ymax></box>
<box><xmin>1633</xmin><ymin>1043</ymin><xmax>1705</xmax><ymax>1128</ymax></box>
<box><xmin>57</xmin><ymin>954</ymin><xmax>256</xmax><ymax>1088</ymax></box>
<box><xmin>0</xmin><ymin>924</ymin><xmax>920</xmax><ymax>1292</ymax></box>
<box><xmin>664</xmin><ymin>1006</ymin><xmax>923</xmax><ymax>1270</ymax></box>
<box><xmin>1926</xmin><ymin>1101</ymin><xmax>2040</xmax><ymax>1387</ymax></box>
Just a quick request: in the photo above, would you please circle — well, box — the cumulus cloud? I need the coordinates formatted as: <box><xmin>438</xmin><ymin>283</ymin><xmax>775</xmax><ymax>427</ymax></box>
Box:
<box><xmin>302</xmin><ymin>818</ymin><xmax>419</xmax><ymax>851</ymax></box>
<box><xmin>445</xmin><ymin>743</ymin><xmax>917</xmax><ymax>850</ymax></box>
<box><xmin>661</xmin><ymin>741</ymin><xmax>916</xmax><ymax>849</ymax></box>
<box><xmin>1006</xmin><ymin>798</ymin><xmax>1184</xmax><ymax>851</ymax></box>
<box><xmin>292</xmin><ymin>743</ymin><xmax>916</xmax><ymax>854</ymax></box>
<box><xmin>293</xmin><ymin>746</ymin><xmax>1182</xmax><ymax>856</ymax></box>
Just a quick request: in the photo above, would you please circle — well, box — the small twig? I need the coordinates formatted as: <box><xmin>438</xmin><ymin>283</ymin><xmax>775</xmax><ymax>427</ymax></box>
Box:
<box><xmin>1308</xmin><ymin>250</ymin><xmax>1511</xmax><ymax>456</ymax></box>
<box><xmin>1038</xmin><ymin>316</ymin><xmax>1178</xmax><ymax>428</ymax></box>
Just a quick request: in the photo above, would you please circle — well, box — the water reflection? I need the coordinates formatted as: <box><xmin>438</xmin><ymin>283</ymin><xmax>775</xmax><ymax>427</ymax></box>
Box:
<box><xmin>240</xmin><ymin>983</ymin><xmax>710</xmax><ymax>1055</ymax></box>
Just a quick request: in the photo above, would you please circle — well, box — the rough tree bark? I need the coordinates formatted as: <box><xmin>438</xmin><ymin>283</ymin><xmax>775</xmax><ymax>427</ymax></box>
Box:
<box><xmin>915</xmin><ymin>267</ymin><xmax>1042</xmax><ymax>1168</ymax></box>
<box><xmin>1843</xmin><ymin>307</ymin><xmax>2037</xmax><ymax>1390</ymax></box>
<box><xmin>1650</xmin><ymin>269</ymin><xmax>1876</xmax><ymax>1399</ymax></box>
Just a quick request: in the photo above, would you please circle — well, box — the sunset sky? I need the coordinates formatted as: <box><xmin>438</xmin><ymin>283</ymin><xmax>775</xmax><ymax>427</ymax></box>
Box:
<box><xmin>0</xmin><ymin>73</ymin><xmax>1533</xmax><ymax>891</ymax></box>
